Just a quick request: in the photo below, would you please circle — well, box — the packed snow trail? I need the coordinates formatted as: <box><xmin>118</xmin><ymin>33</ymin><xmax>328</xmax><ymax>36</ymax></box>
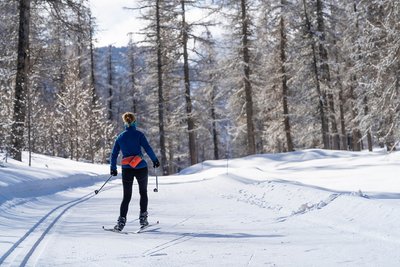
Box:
<box><xmin>1</xmin><ymin>175</ymin><xmax>398</xmax><ymax>266</ymax></box>
<box><xmin>0</xmin><ymin>193</ymin><xmax>93</xmax><ymax>266</ymax></box>
<box><xmin>1</xmin><ymin>150</ymin><xmax>400</xmax><ymax>266</ymax></box>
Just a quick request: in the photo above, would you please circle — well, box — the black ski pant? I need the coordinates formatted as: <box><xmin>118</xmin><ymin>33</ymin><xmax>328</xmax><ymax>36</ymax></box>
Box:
<box><xmin>120</xmin><ymin>167</ymin><xmax>148</xmax><ymax>219</ymax></box>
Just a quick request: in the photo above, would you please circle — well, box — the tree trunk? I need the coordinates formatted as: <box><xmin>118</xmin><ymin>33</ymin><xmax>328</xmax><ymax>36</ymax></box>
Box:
<box><xmin>302</xmin><ymin>0</ymin><xmax>329</xmax><ymax>149</ymax></box>
<box><xmin>89</xmin><ymin>15</ymin><xmax>97</xmax><ymax>106</ymax></box>
<box><xmin>88</xmin><ymin>13</ymin><xmax>97</xmax><ymax>163</ymax></box>
<box><xmin>128</xmin><ymin>36</ymin><xmax>137</xmax><ymax>114</ymax></box>
<box><xmin>156</xmin><ymin>0</ymin><xmax>168</xmax><ymax>174</ymax></box>
<box><xmin>350</xmin><ymin>2</ymin><xmax>362</xmax><ymax>152</ymax></box>
<box><xmin>349</xmin><ymin>77</ymin><xmax>362</xmax><ymax>151</ymax></box>
<box><xmin>338</xmin><ymin>86</ymin><xmax>347</xmax><ymax>150</ymax></box>
<box><xmin>316</xmin><ymin>0</ymin><xmax>339</xmax><ymax>150</ymax></box>
<box><xmin>387</xmin><ymin>61</ymin><xmax>400</xmax><ymax>152</ymax></box>
<box><xmin>107</xmin><ymin>45</ymin><xmax>113</xmax><ymax>121</ymax></box>
<box><xmin>11</xmin><ymin>0</ymin><xmax>31</xmax><ymax>161</ymax></box>
<box><xmin>363</xmin><ymin>96</ymin><xmax>373</xmax><ymax>151</ymax></box>
<box><xmin>211</xmin><ymin>83</ymin><xmax>219</xmax><ymax>160</ymax></box>
<box><xmin>181</xmin><ymin>0</ymin><xmax>197</xmax><ymax>165</ymax></box>
<box><xmin>351</xmin><ymin>119</ymin><xmax>362</xmax><ymax>151</ymax></box>
<box><xmin>367</xmin><ymin>129</ymin><xmax>373</xmax><ymax>151</ymax></box>
<box><xmin>330</xmin><ymin>3</ymin><xmax>347</xmax><ymax>150</ymax></box>
<box><xmin>329</xmin><ymin>0</ymin><xmax>348</xmax><ymax>150</ymax></box>
<box><xmin>357</xmin><ymin>2</ymin><xmax>373</xmax><ymax>152</ymax></box>
<box><xmin>240</xmin><ymin>0</ymin><xmax>256</xmax><ymax>155</ymax></box>
<box><xmin>385</xmin><ymin>113</ymin><xmax>396</xmax><ymax>151</ymax></box>
<box><xmin>27</xmin><ymin>81</ymin><xmax>32</xmax><ymax>166</ymax></box>
<box><xmin>279</xmin><ymin>13</ymin><xmax>294</xmax><ymax>152</ymax></box>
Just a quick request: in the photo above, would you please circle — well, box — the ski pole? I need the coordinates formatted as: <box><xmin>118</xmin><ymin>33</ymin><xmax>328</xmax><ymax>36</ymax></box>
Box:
<box><xmin>153</xmin><ymin>167</ymin><xmax>158</xmax><ymax>192</ymax></box>
<box><xmin>95</xmin><ymin>175</ymin><xmax>113</xmax><ymax>195</ymax></box>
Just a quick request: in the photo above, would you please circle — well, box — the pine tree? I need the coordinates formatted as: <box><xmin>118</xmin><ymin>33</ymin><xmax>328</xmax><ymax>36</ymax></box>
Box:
<box><xmin>256</xmin><ymin>0</ymin><xmax>295</xmax><ymax>152</ymax></box>
<box><xmin>301</xmin><ymin>0</ymin><xmax>330</xmax><ymax>149</ymax></box>
<box><xmin>132</xmin><ymin>0</ymin><xmax>180</xmax><ymax>174</ymax></box>
<box><xmin>360</xmin><ymin>1</ymin><xmax>400</xmax><ymax>151</ymax></box>
<box><xmin>222</xmin><ymin>0</ymin><xmax>258</xmax><ymax>156</ymax></box>
<box><xmin>278</xmin><ymin>1</ymin><xmax>294</xmax><ymax>152</ymax></box>
<box><xmin>10</xmin><ymin>0</ymin><xmax>31</xmax><ymax>161</ymax></box>
<box><xmin>195</xmin><ymin>30</ymin><xmax>223</xmax><ymax>160</ymax></box>
<box><xmin>179</xmin><ymin>0</ymin><xmax>198</xmax><ymax>165</ymax></box>
<box><xmin>0</xmin><ymin>1</ymin><xmax>17</xmax><ymax>154</ymax></box>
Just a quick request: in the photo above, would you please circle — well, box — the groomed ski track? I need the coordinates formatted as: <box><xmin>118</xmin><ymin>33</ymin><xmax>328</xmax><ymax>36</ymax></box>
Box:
<box><xmin>0</xmin><ymin>192</ymin><xmax>94</xmax><ymax>266</ymax></box>
<box><xmin>2</xmin><ymin>150</ymin><xmax>400</xmax><ymax>266</ymax></box>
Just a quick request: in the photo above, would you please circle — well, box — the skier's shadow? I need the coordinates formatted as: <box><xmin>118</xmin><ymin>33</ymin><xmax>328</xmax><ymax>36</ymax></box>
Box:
<box><xmin>141</xmin><ymin>229</ymin><xmax>284</xmax><ymax>257</ymax></box>
<box><xmin>141</xmin><ymin>228</ymin><xmax>284</xmax><ymax>239</ymax></box>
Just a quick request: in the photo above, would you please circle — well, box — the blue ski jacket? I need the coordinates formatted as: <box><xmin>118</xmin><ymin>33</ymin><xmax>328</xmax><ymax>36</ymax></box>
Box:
<box><xmin>110</xmin><ymin>125</ymin><xmax>158</xmax><ymax>170</ymax></box>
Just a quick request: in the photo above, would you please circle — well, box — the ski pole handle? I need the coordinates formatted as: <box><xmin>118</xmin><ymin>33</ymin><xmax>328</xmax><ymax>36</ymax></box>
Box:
<box><xmin>153</xmin><ymin>167</ymin><xmax>158</xmax><ymax>192</ymax></box>
<box><xmin>95</xmin><ymin>175</ymin><xmax>113</xmax><ymax>195</ymax></box>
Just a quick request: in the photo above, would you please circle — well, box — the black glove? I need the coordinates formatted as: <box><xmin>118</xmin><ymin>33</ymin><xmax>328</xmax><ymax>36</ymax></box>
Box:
<box><xmin>110</xmin><ymin>169</ymin><xmax>118</xmax><ymax>176</ymax></box>
<box><xmin>153</xmin><ymin>160</ymin><xmax>160</xmax><ymax>168</ymax></box>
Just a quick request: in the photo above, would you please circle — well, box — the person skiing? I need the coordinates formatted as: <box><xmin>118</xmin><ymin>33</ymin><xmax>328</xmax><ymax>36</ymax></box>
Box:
<box><xmin>110</xmin><ymin>112</ymin><xmax>160</xmax><ymax>231</ymax></box>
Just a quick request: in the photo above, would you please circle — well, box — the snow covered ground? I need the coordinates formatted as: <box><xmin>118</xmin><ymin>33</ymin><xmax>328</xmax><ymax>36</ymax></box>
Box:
<box><xmin>1</xmin><ymin>149</ymin><xmax>400</xmax><ymax>266</ymax></box>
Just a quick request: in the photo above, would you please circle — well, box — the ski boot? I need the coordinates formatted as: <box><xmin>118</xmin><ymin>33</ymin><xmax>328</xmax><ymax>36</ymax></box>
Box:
<box><xmin>114</xmin><ymin>216</ymin><xmax>126</xmax><ymax>231</ymax></box>
<box><xmin>139</xmin><ymin>211</ymin><xmax>149</xmax><ymax>227</ymax></box>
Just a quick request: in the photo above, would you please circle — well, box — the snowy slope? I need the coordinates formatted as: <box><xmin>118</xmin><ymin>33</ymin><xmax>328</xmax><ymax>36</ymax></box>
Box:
<box><xmin>0</xmin><ymin>153</ymin><xmax>109</xmax><ymax>205</ymax></box>
<box><xmin>1</xmin><ymin>149</ymin><xmax>400</xmax><ymax>266</ymax></box>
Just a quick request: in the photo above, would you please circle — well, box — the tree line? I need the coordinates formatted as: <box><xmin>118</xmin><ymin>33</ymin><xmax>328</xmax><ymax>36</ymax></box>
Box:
<box><xmin>1</xmin><ymin>0</ymin><xmax>399</xmax><ymax>174</ymax></box>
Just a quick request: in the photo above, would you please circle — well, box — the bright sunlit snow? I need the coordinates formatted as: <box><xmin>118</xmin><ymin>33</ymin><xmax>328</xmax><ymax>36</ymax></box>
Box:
<box><xmin>1</xmin><ymin>149</ymin><xmax>400</xmax><ymax>266</ymax></box>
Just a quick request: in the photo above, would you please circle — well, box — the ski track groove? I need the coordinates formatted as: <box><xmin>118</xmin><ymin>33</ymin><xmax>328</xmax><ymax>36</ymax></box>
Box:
<box><xmin>141</xmin><ymin>216</ymin><xmax>195</xmax><ymax>256</ymax></box>
<box><xmin>0</xmin><ymin>192</ymin><xmax>95</xmax><ymax>266</ymax></box>
<box><xmin>246</xmin><ymin>252</ymin><xmax>254</xmax><ymax>266</ymax></box>
<box><xmin>142</xmin><ymin>234</ymin><xmax>193</xmax><ymax>256</ymax></box>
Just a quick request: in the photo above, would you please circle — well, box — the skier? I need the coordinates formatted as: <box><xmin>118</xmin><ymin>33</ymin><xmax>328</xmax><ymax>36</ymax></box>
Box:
<box><xmin>110</xmin><ymin>112</ymin><xmax>160</xmax><ymax>231</ymax></box>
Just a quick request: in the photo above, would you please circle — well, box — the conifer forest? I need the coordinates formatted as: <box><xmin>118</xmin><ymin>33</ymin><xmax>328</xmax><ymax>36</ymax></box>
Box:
<box><xmin>1</xmin><ymin>0</ymin><xmax>399</xmax><ymax>174</ymax></box>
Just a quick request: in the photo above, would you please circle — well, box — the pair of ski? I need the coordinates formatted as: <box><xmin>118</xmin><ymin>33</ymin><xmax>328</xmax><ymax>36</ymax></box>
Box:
<box><xmin>103</xmin><ymin>221</ymin><xmax>159</xmax><ymax>234</ymax></box>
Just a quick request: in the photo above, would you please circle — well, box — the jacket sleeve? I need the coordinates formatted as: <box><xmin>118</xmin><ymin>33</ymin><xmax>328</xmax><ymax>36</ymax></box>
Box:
<box><xmin>140</xmin><ymin>133</ymin><xmax>158</xmax><ymax>162</ymax></box>
<box><xmin>110</xmin><ymin>139</ymin><xmax>120</xmax><ymax>170</ymax></box>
